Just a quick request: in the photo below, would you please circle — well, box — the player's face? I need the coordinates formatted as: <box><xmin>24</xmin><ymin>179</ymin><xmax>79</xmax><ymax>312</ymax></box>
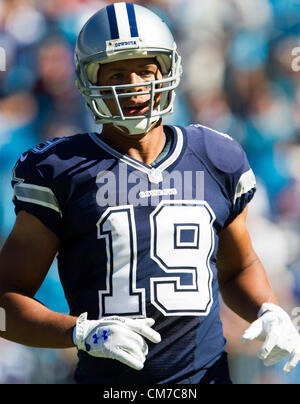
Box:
<box><xmin>97</xmin><ymin>58</ymin><xmax>163</xmax><ymax>117</ymax></box>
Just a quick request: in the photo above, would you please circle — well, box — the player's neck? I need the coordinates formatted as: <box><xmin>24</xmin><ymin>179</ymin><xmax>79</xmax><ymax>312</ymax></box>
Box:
<box><xmin>99</xmin><ymin>121</ymin><xmax>166</xmax><ymax>166</ymax></box>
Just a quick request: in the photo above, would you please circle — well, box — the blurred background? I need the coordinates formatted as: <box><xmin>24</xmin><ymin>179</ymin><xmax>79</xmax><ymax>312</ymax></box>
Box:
<box><xmin>0</xmin><ymin>0</ymin><xmax>300</xmax><ymax>384</ymax></box>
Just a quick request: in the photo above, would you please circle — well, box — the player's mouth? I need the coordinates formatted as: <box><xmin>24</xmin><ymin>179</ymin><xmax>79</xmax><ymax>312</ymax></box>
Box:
<box><xmin>123</xmin><ymin>102</ymin><xmax>150</xmax><ymax>116</ymax></box>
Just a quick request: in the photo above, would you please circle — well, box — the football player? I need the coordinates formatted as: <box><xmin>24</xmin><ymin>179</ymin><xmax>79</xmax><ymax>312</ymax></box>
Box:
<box><xmin>0</xmin><ymin>2</ymin><xmax>300</xmax><ymax>384</ymax></box>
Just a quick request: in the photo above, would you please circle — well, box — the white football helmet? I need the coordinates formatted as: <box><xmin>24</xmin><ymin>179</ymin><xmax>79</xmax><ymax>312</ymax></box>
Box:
<box><xmin>75</xmin><ymin>2</ymin><xmax>182</xmax><ymax>135</ymax></box>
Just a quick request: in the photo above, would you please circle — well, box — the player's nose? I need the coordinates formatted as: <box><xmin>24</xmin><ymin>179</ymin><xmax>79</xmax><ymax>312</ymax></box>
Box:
<box><xmin>129</xmin><ymin>72</ymin><xmax>143</xmax><ymax>85</ymax></box>
<box><xmin>121</xmin><ymin>72</ymin><xmax>149</xmax><ymax>102</ymax></box>
<box><xmin>124</xmin><ymin>72</ymin><xmax>147</xmax><ymax>94</ymax></box>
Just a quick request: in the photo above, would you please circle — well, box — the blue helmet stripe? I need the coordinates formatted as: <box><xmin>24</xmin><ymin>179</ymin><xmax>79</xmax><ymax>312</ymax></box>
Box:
<box><xmin>107</xmin><ymin>4</ymin><xmax>119</xmax><ymax>39</ymax></box>
<box><xmin>126</xmin><ymin>3</ymin><xmax>139</xmax><ymax>37</ymax></box>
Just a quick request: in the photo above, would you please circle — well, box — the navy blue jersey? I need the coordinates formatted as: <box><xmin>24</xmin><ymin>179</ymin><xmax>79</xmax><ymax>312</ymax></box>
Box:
<box><xmin>11</xmin><ymin>124</ymin><xmax>256</xmax><ymax>384</ymax></box>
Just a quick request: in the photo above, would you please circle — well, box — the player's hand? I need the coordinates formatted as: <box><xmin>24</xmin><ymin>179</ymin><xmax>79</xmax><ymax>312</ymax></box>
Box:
<box><xmin>73</xmin><ymin>313</ymin><xmax>161</xmax><ymax>370</ymax></box>
<box><xmin>241</xmin><ymin>303</ymin><xmax>300</xmax><ymax>373</ymax></box>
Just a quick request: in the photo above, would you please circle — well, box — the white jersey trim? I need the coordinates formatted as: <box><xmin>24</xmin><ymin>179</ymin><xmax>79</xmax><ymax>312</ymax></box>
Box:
<box><xmin>233</xmin><ymin>169</ymin><xmax>256</xmax><ymax>205</ymax></box>
<box><xmin>14</xmin><ymin>183</ymin><xmax>62</xmax><ymax>216</ymax></box>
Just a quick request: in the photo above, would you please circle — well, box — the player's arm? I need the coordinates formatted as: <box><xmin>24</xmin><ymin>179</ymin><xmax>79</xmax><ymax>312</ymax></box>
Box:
<box><xmin>217</xmin><ymin>206</ymin><xmax>300</xmax><ymax>373</ymax></box>
<box><xmin>0</xmin><ymin>210</ymin><xmax>77</xmax><ymax>348</ymax></box>
<box><xmin>217</xmin><ymin>206</ymin><xmax>278</xmax><ymax>323</ymax></box>
<box><xmin>0</xmin><ymin>210</ymin><xmax>160</xmax><ymax>369</ymax></box>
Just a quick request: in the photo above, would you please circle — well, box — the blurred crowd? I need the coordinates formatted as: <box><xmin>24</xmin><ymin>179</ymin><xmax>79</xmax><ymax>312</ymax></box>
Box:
<box><xmin>0</xmin><ymin>0</ymin><xmax>300</xmax><ymax>384</ymax></box>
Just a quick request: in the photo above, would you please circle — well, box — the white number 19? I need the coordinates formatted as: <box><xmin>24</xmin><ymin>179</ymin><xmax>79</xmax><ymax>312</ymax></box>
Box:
<box><xmin>97</xmin><ymin>200</ymin><xmax>215</xmax><ymax>318</ymax></box>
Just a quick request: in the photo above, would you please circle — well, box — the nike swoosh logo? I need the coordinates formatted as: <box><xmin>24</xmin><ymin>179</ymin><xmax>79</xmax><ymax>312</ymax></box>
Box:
<box><xmin>20</xmin><ymin>153</ymin><xmax>28</xmax><ymax>162</ymax></box>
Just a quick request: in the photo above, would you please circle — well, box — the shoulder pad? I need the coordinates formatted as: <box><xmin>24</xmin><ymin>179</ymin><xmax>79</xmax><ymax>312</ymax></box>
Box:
<box><xmin>193</xmin><ymin>125</ymin><xmax>244</xmax><ymax>174</ymax></box>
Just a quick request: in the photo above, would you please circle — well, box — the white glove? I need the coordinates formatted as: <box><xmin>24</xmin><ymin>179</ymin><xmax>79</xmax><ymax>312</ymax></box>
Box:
<box><xmin>73</xmin><ymin>313</ymin><xmax>161</xmax><ymax>370</ymax></box>
<box><xmin>241</xmin><ymin>303</ymin><xmax>300</xmax><ymax>373</ymax></box>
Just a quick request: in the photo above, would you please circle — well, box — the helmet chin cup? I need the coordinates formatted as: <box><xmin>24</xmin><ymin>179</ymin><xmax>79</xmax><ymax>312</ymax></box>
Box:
<box><xmin>75</xmin><ymin>2</ymin><xmax>182</xmax><ymax>134</ymax></box>
<box><xmin>90</xmin><ymin>98</ymin><xmax>160</xmax><ymax>135</ymax></box>
<box><xmin>114</xmin><ymin>116</ymin><xmax>161</xmax><ymax>135</ymax></box>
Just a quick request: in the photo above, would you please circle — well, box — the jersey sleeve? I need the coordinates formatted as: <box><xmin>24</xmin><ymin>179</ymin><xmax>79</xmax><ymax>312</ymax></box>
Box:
<box><xmin>11</xmin><ymin>151</ymin><xmax>63</xmax><ymax>238</ymax></box>
<box><xmin>200</xmin><ymin>124</ymin><xmax>256</xmax><ymax>225</ymax></box>
<box><xmin>226</xmin><ymin>151</ymin><xmax>256</xmax><ymax>224</ymax></box>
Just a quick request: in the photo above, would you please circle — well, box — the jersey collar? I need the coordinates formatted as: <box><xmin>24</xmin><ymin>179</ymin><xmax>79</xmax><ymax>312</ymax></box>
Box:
<box><xmin>88</xmin><ymin>125</ymin><xmax>184</xmax><ymax>184</ymax></box>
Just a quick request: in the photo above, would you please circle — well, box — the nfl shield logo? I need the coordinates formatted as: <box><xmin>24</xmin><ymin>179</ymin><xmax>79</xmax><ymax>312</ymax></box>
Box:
<box><xmin>148</xmin><ymin>168</ymin><xmax>163</xmax><ymax>184</ymax></box>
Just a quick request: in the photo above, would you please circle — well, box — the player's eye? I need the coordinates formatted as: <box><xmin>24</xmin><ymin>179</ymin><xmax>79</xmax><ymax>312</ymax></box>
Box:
<box><xmin>109</xmin><ymin>73</ymin><xmax>123</xmax><ymax>81</ymax></box>
<box><xmin>140</xmin><ymin>70</ymin><xmax>155</xmax><ymax>78</ymax></box>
